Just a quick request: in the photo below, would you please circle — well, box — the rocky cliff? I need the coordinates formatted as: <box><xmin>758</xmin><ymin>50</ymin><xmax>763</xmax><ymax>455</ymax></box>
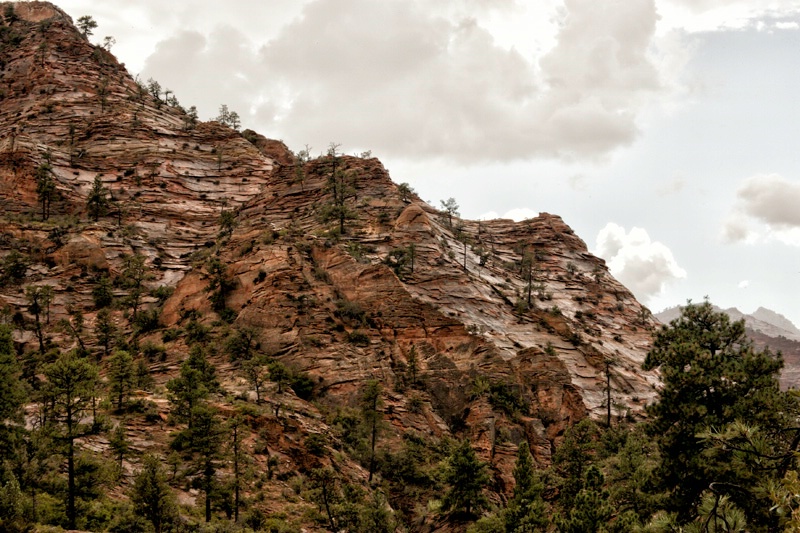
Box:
<box><xmin>0</xmin><ymin>2</ymin><xmax>661</xmax><ymax>528</ymax></box>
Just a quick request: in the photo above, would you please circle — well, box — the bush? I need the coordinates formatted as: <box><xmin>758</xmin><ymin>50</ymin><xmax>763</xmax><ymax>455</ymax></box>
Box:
<box><xmin>290</xmin><ymin>371</ymin><xmax>315</xmax><ymax>401</ymax></box>
<box><xmin>305</xmin><ymin>433</ymin><xmax>328</xmax><ymax>456</ymax></box>
<box><xmin>162</xmin><ymin>328</ymin><xmax>181</xmax><ymax>343</ymax></box>
<box><xmin>0</xmin><ymin>251</ymin><xmax>28</xmax><ymax>286</ymax></box>
<box><xmin>91</xmin><ymin>276</ymin><xmax>114</xmax><ymax>308</ymax></box>
<box><xmin>151</xmin><ymin>285</ymin><xmax>174</xmax><ymax>303</ymax></box>
<box><xmin>346</xmin><ymin>330</ymin><xmax>369</xmax><ymax>346</ymax></box>
<box><xmin>488</xmin><ymin>382</ymin><xmax>528</xmax><ymax>417</ymax></box>
<box><xmin>132</xmin><ymin>309</ymin><xmax>160</xmax><ymax>333</ymax></box>
<box><xmin>335</xmin><ymin>299</ymin><xmax>365</xmax><ymax>325</ymax></box>
<box><xmin>185</xmin><ymin>318</ymin><xmax>209</xmax><ymax>343</ymax></box>
<box><xmin>141</xmin><ymin>342</ymin><xmax>166</xmax><ymax>362</ymax></box>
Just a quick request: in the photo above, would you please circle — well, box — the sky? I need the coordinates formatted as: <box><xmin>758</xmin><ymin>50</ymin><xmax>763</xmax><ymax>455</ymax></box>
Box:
<box><xmin>37</xmin><ymin>0</ymin><xmax>800</xmax><ymax>325</ymax></box>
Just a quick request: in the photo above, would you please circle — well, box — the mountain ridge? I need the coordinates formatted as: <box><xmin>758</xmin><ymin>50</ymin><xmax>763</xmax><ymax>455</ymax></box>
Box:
<box><xmin>655</xmin><ymin>304</ymin><xmax>800</xmax><ymax>388</ymax></box>
<box><xmin>0</xmin><ymin>2</ymin><xmax>663</xmax><ymax>529</ymax></box>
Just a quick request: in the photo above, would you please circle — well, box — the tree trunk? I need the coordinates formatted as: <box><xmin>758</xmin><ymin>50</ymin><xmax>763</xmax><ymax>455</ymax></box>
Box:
<box><xmin>67</xmin><ymin>434</ymin><xmax>76</xmax><ymax>529</ymax></box>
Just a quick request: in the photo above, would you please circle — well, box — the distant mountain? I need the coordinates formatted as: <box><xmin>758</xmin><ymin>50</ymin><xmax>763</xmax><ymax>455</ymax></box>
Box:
<box><xmin>655</xmin><ymin>305</ymin><xmax>800</xmax><ymax>388</ymax></box>
<box><xmin>752</xmin><ymin>307</ymin><xmax>800</xmax><ymax>336</ymax></box>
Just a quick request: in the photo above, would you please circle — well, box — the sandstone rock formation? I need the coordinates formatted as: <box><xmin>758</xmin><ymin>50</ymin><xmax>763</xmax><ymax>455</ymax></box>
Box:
<box><xmin>0</xmin><ymin>2</ymin><xmax>662</xmax><ymax>528</ymax></box>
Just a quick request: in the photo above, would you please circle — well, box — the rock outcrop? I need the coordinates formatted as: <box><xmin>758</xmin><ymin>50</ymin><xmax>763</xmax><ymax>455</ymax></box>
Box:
<box><xmin>0</xmin><ymin>2</ymin><xmax>661</xmax><ymax>528</ymax></box>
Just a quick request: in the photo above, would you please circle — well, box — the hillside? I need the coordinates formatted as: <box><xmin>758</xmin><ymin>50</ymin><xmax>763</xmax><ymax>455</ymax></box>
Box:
<box><xmin>0</xmin><ymin>2</ymin><xmax>662</xmax><ymax>530</ymax></box>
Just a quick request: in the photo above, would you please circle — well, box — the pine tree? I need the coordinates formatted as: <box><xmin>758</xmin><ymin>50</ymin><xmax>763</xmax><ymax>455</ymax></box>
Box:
<box><xmin>440</xmin><ymin>197</ymin><xmax>460</xmax><ymax>228</ymax></box>
<box><xmin>442</xmin><ymin>439</ymin><xmax>490</xmax><ymax>517</ymax></box>
<box><xmin>91</xmin><ymin>275</ymin><xmax>114</xmax><ymax>309</ymax></box>
<box><xmin>166</xmin><ymin>346</ymin><xmax>219</xmax><ymax>428</ymax></box>
<box><xmin>206</xmin><ymin>257</ymin><xmax>234</xmax><ymax>313</ymax></box>
<box><xmin>119</xmin><ymin>254</ymin><xmax>152</xmax><ymax>321</ymax></box>
<box><xmin>552</xmin><ymin>419</ymin><xmax>598</xmax><ymax>511</ymax></box>
<box><xmin>0</xmin><ymin>324</ymin><xmax>26</xmax><ymax>455</ymax></box>
<box><xmin>360</xmin><ymin>380</ymin><xmax>383</xmax><ymax>483</ymax></box>
<box><xmin>76</xmin><ymin>15</ymin><xmax>97</xmax><ymax>37</ymax></box>
<box><xmin>86</xmin><ymin>175</ymin><xmax>108</xmax><ymax>221</ymax></box>
<box><xmin>42</xmin><ymin>351</ymin><xmax>99</xmax><ymax>530</ymax></box>
<box><xmin>505</xmin><ymin>441</ymin><xmax>548</xmax><ymax>532</ymax></box>
<box><xmin>108</xmin><ymin>421</ymin><xmax>130</xmax><ymax>477</ymax></box>
<box><xmin>185</xmin><ymin>404</ymin><xmax>225</xmax><ymax>522</ymax></box>
<box><xmin>108</xmin><ymin>350</ymin><xmax>134</xmax><ymax>410</ymax></box>
<box><xmin>643</xmin><ymin>300</ymin><xmax>796</xmax><ymax>527</ymax></box>
<box><xmin>556</xmin><ymin>466</ymin><xmax>612</xmax><ymax>533</ymax></box>
<box><xmin>131</xmin><ymin>454</ymin><xmax>176</xmax><ymax>533</ymax></box>
<box><xmin>605</xmin><ymin>425</ymin><xmax>659</xmax><ymax>524</ymax></box>
<box><xmin>94</xmin><ymin>308</ymin><xmax>116</xmax><ymax>358</ymax></box>
<box><xmin>25</xmin><ymin>285</ymin><xmax>53</xmax><ymax>353</ymax></box>
<box><xmin>241</xmin><ymin>354</ymin><xmax>269</xmax><ymax>403</ymax></box>
<box><xmin>35</xmin><ymin>162</ymin><xmax>56</xmax><ymax>221</ymax></box>
<box><xmin>320</xmin><ymin>143</ymin><xmax>357</xmax><ymax>235</ymax></box>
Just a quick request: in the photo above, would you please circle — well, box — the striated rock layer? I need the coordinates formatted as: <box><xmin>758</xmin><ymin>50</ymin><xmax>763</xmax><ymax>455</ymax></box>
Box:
<box><xmin>0</xmin><ymin>1</ymin><xmax>660</xmax><ymax>524</ymax></box>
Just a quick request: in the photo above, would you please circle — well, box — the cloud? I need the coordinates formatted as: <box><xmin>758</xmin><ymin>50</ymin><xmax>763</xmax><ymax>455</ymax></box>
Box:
<box><xmin>141</xmin><ymin>27</ymin><xmax>273</xmax><ymax>123</ymax></box>
<box><xmin>478</xmin><ymin>208</ymin><xmax>538</xmax><ymax>221</ymax></box>
<box><xmin>738</xmin><ymin>280</ymin><xmax>750</xmax><ymax>289</ymax></box>
<box><xmin>140</xmin><ymin>0</ymin><xmax>665</xmax><ymax>163</ymax></box>
<box><xmin>737</xmin><ymin>173</ymin><xmax>800</xmax><ymax>227</ymax></box>
<box><xmin>721</xmin><ymin>214</ymin><xmax>757</xmax><ymax>244</ymax></box>
<box><xmin>724</xmin><ymin>174</ymin><xmax>800</xmax><ymax>246</ymax></box>
<box><xmin>657</xmin><ymin>176</ymin><xmax>686</xmax><ymax>196</ymax></box>
<box><xmin>594</xmin><ymin>223</ymin><xmax>687</xmax><ymax>302</ymax></box>
<box><xmin>568</xmin><ymin>174</ymin><xmax>587</xmax><ymax>191</ymax></box>
<box><xmin>657</xmin><ymin>0</ymin><xmax>800</xmax><ymax>32</ymax></box>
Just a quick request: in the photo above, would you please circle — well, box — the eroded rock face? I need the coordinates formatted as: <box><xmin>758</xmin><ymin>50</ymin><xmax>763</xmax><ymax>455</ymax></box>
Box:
<box><xmin>213</xmin><ymin>153</ymin><xmax>661</xmax><ymax>459</ymax></box>
<box><xmin>0</xmin><ymin>1</ymin><xmax>661</xmax><ymax>522</ymax></box>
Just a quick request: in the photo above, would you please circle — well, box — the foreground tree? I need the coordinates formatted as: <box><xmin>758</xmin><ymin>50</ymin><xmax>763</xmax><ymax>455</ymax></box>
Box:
<box><xmin>43</xmin><ymin>351</ymin><xmax>99</xmax><ymax>530</ymax></box>
<box><xmin>505</xmin><ymin>441</ymin><xmax>548</xmax><ymax>531</ymax></box>
<box><xmin>131</xmin><ymin>454</ymin><xmax>177</xmax><ymax>533</ymax></box>
<box><xmin>442</xmin><ymin>439</ymin><xmax>490</xmax><ymax>518</ymax></box>
<box><xmin>0</xmin><ymin>324</ymin><xmax>26</xmax><ymax>455</ymax></box>
<box><xmin>166</xmin><ymin>346</ymin><xmax>219</xmax><ymax>428</ymax></box>
<box><xmin>643</xmin><ymin>300</ymin><xmax>798</xmax><ymax>529</ymax></box>
<box><xmin>185</xmin><ymin>404</ymin><xmax>225</xmax><ymax>522</ymax></box>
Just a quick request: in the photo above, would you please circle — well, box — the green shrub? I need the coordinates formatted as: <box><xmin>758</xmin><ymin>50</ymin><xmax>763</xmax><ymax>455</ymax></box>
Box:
<box><xmin>290</xmin><ymin>371</ymin><xmax>315</xmax><ymax>401</ymax></box>
<box><xmin>133</xmin><ymin>308</ymin><xmax>160</xmax><ymax>333</ymax></box>
<box><xmin>335</xmin><ymin>299</ymin><xmax>365</xmax><ymax>325</ymax></box>
<box><xmin>346</xmin><ymin>330</ymin><xmax>369</xmax><ymax>346</ymax></box>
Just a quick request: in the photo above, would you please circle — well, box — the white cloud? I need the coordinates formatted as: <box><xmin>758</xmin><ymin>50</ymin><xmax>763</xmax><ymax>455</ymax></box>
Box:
<box><xmin>724</xmin><ymin>174</ymin><xmax>800</xmax><ymax>246</ymax></box>
<box><xmin>737</xmin><ymin>173</ymin><xmax>800</xmax><ymax>227</ymax></box>
<box><xmin>568</xmin><ymin>174</ymin><xmax>587</xmax><ymax>191</ymax></box>
<box><xmin>657</xmin><ymin>0</ymin><xmax>800</xmax><ymax>33</ymax></box>
<box><xmin>478</xmin><ymin>208</ymin><xmax>538</xmax><ymax>221</ymax></box>
<box><xmin>721</xmin><ymin>214</ymin><xmax>758</xmax><ymax>244</ymax></box>
<box><xmin>657</xmin><ymin>176</ymin><xmax>686</xmax><ymax>196</ymax></box>
<box><xmin>738</xmin><ymin>280</ymin><xmax>750</xmax><ymax>289</ymax></box>
<box><xmin>594</xmin><ymin>223</ymin><xmax>687</xmax><ymax>302</ymax></box>
<box><xmin>137</xmin><ymin>0</ymin><xmax>666</xmax><ymax>163</ymax></box>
